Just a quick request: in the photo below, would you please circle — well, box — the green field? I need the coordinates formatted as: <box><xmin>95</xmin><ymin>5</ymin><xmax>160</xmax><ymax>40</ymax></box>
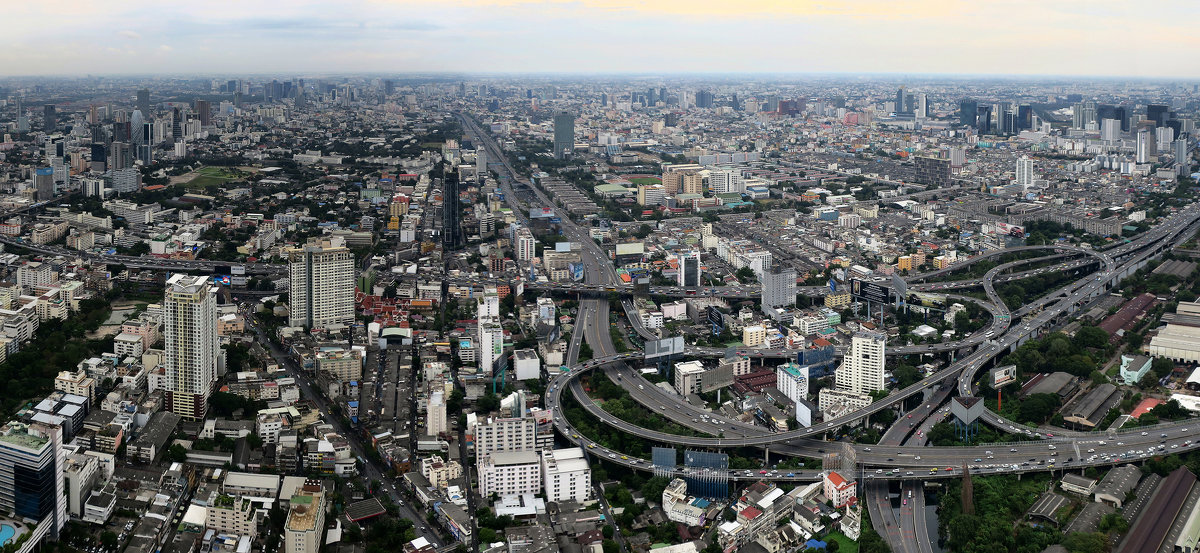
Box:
<box><xmin>822</xmin><ymin>531</ymin><xmax>859</xmax><ymax>553</ymax></box>
<box><xmin>629</xmin><ymin>177</ymin><xmax>661</xmax><ymax>185</ymax></box>
<box><xmin>187</xmin><ymin>167</ymin><xmax>246</xmax><ymax>188</ymax></box>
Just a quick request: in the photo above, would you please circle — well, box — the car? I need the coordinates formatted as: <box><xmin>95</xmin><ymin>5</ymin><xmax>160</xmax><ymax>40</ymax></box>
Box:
<box><xmin>759</xmin><ymin>470</ymin><xmax>768</xmax><ymax>474</ymax></box>
<box><xmin>1087</xmin><ymin>448</ymin><xmax>1095</xmax><ymax>453</ymax></box>
<box><xmin>906</xmin><ymin>471</ymin><xmax>914</xmax><ymax>476</ymax></box>
<box><xmin>786</xmin><ymin>473</ymin><xmax>795</xmax><ymax>477</ymax></box>
<box><xmin>1010</xmin><ymin>448</ymin><xmax>1017</xmax><ymax>452</ymax></box>
<box><xmin>1142</xmin><ymin>431</ymin><xmax>1149</xmax><ymax>436</ymax></box>
<box><xmin>864</xmin><ymin>447</ymin><xmax>871</xmax><ymax>452</ymax></box>
<box><xmin>974</xmin><ymin>458</ymin><xmax>982</xmax><ymax>462</ymax></box>
<box><xmin>876</xmin><ymin>469</ymin><xmax>884</xmax><ymax>474</ymax></box>
<box><xmin>915</xmin><ymin>456</ymin><xmax>921</xmax><ymax>460</ymax></box>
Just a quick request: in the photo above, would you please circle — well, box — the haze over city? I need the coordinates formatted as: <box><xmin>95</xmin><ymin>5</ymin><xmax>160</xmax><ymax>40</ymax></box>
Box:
<box><xmin>4</xmin><ymin>0</ymin><xmax>1200</xmax><ymax>77</ymax></box>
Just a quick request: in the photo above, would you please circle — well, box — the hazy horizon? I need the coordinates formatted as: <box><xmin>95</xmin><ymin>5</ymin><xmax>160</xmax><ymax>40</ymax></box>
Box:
<box><xmin>4</xmin><ymin>0</ymin><xmax>1199</xmax><ymax>78</ymax></box>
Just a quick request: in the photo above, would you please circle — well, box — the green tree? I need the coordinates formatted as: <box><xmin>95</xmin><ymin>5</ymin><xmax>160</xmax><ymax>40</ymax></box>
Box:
<box><xmin>100</xmin><ymin>531</ymin><xmax>118</xmax><ymax>549</ymax></box>
<box><xmin>1061</xmin><ymin>532</ymin><xmax>1107</xmax><ymax>553</ymax></box>
<box><xmin>1151</xmin><ymin>357</ymin><xmax>1175</xmax><ymax>378</ymax></box>
<box><xmin>166</xmin><ymin>444</ymin><xmax>189</xmax><ymax>463</ymax></box>
<box><xmin>1075</xmin><ymin>326</ymin><xmax>1109</xmax><ymax>349</ymax></box>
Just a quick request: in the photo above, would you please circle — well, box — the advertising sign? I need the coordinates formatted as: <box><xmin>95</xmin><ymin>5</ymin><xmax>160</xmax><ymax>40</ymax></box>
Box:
<box><xmin>991</xmin><ymin>365</ymin><xmax>1017</xmax><ymax>388</ymax></box>
<box><xmin>907</xmin><ymin>292</ymin><xmax>948</xmax><ymax>309</ymax></box>
<box><xmin>850</xmin><ymin>278</ymin><xmax>891</xmax><ymax>304</ymax></box>
<box><xmin>996</xmin><ymin>222</ymin><xmax>1025</xmax><ymax>237</ymax></box>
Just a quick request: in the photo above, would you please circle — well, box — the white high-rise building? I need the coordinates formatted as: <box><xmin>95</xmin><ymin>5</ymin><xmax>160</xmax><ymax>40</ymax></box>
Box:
<box><xmin>1176</xmin><ymin>138</ymin><xmax>1191</xmax><ymax>175</ymax></box>
<box><xmin>478</xmin><ymin>321</ymin><xmax>504</xmax><ymax>374</ymax></box>
<box><xmin>475</xmin><ymin>148</ymin><xmax>487</xmax><ymax>182</ymax></box>
<box><xmin>834</xmin><ymin>331</ymin><xmax>886</xmax><ymax>395</ymax></box>
<box><xmin>761</xmin><ymin>265</ymin><xmax>797</xmax><ymax>315</ymax></box>
<box><xmin>541</xmin><ymin>448</ymin><xmax>592</xmax><ymax>502</ymax></box>
<box><xmin>479</xmin><ymin>451</ymin><xmax>542</xmax><ymax>497</ymax></box>
<box><xmin>287</xmin><ymin>236</ymin><xmax>354</xmax><ymax>329</ymax></box>
<box><xmin>164</xmin><ymin>274</ymin><xmax>219</xmax><ymax>420</ymax></box>
<box><xmin>516</xmin><ymin>228</ymin><xmax>537</xmax><ymax>262</ymax></box>
<box><xmin>477</xmin><ymin>286</ymin><xmax>500</xmax><ymax>320</ymax></box>
<box><xmin>1137</xmin><ymin>129</ymin><xmax>1153</xmax><ymax>164</ymax></box>
<box><xmin>1101</xmin><ymin>118</ymin><xmax>1122</xmax><ymax>142</ymax></box>
<box><xmin>472</xmin><ymin>416</ymin><xmax>537</xmax><ymax>458</ymax></box>
<box><xmin>1157</xmin><ymin>126</ymin><xmax>1176</xmax><ymax>152</ymax></box>
<box><xmin>1015</xmin><ymin>156</ymin><xmax>1034</xmax><ymax>189</ymax></box>
<box><xmin>427</xmin><ymin>390</ymin><xmax>448</xmax><ymax>436</ymax></box>
<box><xmin>708</xmin><ymin>169</ymin><xmax>743</xmax><ymax>194</ymax></box>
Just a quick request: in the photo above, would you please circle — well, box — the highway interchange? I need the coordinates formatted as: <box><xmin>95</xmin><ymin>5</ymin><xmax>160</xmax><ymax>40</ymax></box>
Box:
<box><xmin>455</xmin><ymin>112</ymin><xmax>1200</xmax><ymax>492</ymax></box>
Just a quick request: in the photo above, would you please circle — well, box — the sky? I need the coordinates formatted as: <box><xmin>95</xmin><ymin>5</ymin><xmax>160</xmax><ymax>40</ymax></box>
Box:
<box><xmin>3</xmin><ymin>0</ymin><xmax>1199</xmax><ymax>78</ymax></box>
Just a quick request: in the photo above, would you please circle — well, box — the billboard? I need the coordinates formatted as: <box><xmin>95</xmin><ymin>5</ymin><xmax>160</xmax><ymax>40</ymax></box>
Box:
<box><xmin>907</xmin><ymin>292</ymin><xmax>948</xmax><ymax>309</ymax></box>
<box><xmin>568</xmin><ymin>262</ymin><xmax>585</xmax><ymax>282</ymax></box>
<box><xmin>991</xmin><ymin>365</ymin><xmax>1017</xmax><ymax>388</ymax></box>
<box><xmin>615</xmin><ymin>242</ymin><xmax>646</xmax><ymax>256</ymax></box>
<box><xmin>850</xmin><ymin>278</ymin><xmax>891</xmax><ymax>304</ymax></box>
<box><xmin>891</xmin><ymin>273</ymin><xmax>908</xmax><ymax>299</ymax></box>
<box><xmin>996</xmin><ymin>222</ymin><xmax>1025</xmax><ymax>237</ymax></box>
<box><xmin>645</xmin><ymin>336</ymin><xmax>685</xmax><ymax>360</ymax></box>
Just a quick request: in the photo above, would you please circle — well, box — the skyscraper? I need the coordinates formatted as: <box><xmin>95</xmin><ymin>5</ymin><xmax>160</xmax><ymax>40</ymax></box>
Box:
<box><xmin>136</xmin><ymin>88</ymin><xmax>150</xmax><ymax>117</ymax></box>
<box><xmin>476</xmin><ymin>147</ymin><xmax>487</xmax><ymax>183</ymax></box>
<box><xmin>1175</xmin><ymin>137</ymin><xmax>1190</xmax><ymax>174</ymax></box>
<box><xmin>975</xmin><ymin>105</ymin><xmax>993</xmax><ymax>134</ymax></box>
<box><xmin>678</xmin><ymin>251</ymin><xmax>701</xmax><ymax>287</ymax></box>
<box><xmin>43</xmin><ymin>104</ymin><xmax>56</xmax><ymax>131</ymax></box>
<box><xmin>1101</xmin><ymin>118</ymin><xmax>1122</xmax><ymax>142</ymax></box>
<box><xmin>761</xmin><ymin>265</ymin><xmax>797</xmax><ymax>315</ymax></box>
<box><xmin>696</xmin><ymin>90</ymin><xmax>714</xmax><ymax>109</ymax></box>
<box><xmin>1017</xmin><ymin>105</ymin><xmax>1032</xmax><ymax>130</ymax></box>
<box><xmin>1015</xmin><ymin>156</ymin><xmax>1034</xmax><ymax>189</ymax></box>
<box><xmin>959</xmin><ymin>100</ymin><xmax>978</xmax><ymax>127</ymax></box>
<box><xmin>34</xmin><ymin>167</ymin><xmax>55</xmax><ymax>201</ymax></box>
<box><xmin>835</xmin><ymin>331</ymin><xmax>886</xmax><ymax>395</ymax></box>
<box><xmin>553</xmin><ymin>111</ymin><xmax>574</xmax><ymax>160</ymax></box>
<box><xmin>1137</xmin><ymin>129</ymin><xmax>1152</xmax><ymax>164</ymax></box>
<box><xmin>195</xmin><ymin>100</ymin><xmax>211</xmax><ymax>127</ymax></box>
<box><xmin>1147</xmin><ymin>104</ymin><xmax>1169</xmax><ymax>127</ymax></box>
<box><xmin>287</xmin><ymin>236</ymin><xmax>355</xmax><ymax>329</ymax></box>
<box><xmin>164</xmin><ymin>274</ymin><xmax>219</xmax><ymax>420</ymax></box>
<box><xmin>0</xmin><ymin>421</ymin><xmax>67</xmax><ymax>537</ymax></box>
<box><xmin>894</xmin><ymin>87</ymin><xmax>906</xmax><ymax>114</ymax></box>
<box><xmin>171</xmin><ymin>108</ymin><xmax>182</xmax><ymax>141</ymax></box>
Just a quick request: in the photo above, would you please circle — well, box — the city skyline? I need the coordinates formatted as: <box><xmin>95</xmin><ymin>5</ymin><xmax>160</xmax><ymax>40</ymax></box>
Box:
<box><xmin>3</xmin><ymin>0</ymin><xmax>1200</xmax><ymax>78</ymax></box>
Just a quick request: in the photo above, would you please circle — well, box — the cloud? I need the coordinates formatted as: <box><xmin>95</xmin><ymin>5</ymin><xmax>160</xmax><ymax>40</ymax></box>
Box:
<box><xmin>117</xmin><ymin>30</ymin><xmax>141</xmax><ymax>40</ymax></box>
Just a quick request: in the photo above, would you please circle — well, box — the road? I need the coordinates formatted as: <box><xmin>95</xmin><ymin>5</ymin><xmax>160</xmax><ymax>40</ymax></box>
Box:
<box><xmin>246</xmin><ymin>315</ymin><xmax>442</xmax><ymax>546</ymax></box>
<box><xmin>537</xmin><ymin>201</ymin><xmax>1200</xmax><ymax>481</ymax></box>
